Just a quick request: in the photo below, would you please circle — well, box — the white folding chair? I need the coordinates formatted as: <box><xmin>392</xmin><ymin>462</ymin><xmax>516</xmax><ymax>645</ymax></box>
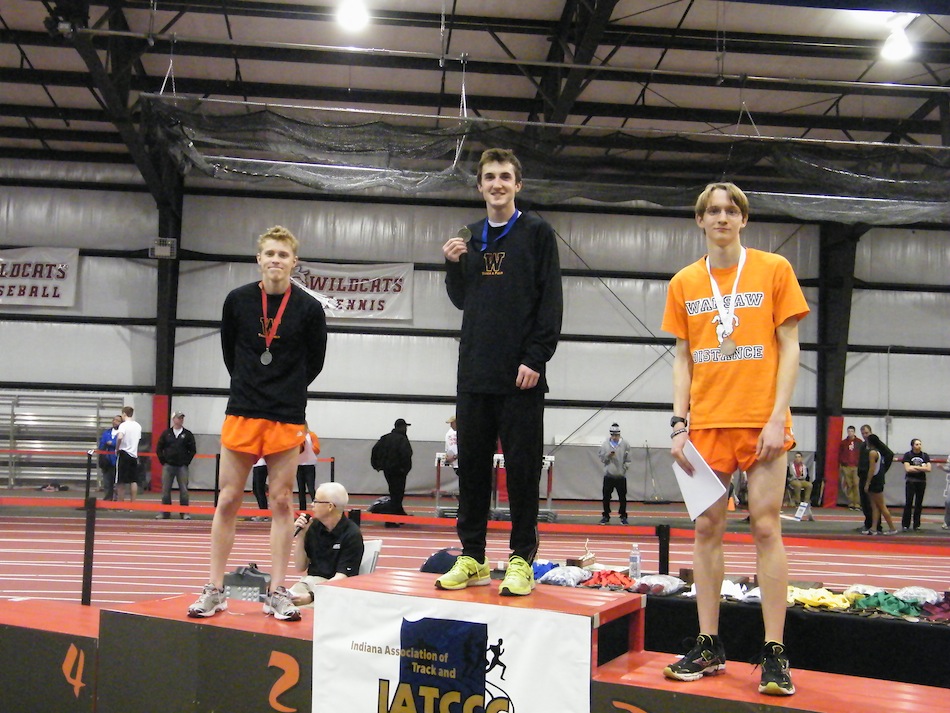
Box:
<box><xmin>359</xmin><ymin>539</ymin><xmax>383</xmax><ymax>575</ymax></box>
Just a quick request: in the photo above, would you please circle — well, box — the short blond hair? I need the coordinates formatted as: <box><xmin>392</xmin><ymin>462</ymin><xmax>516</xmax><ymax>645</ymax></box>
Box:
<box><xmin>257</xmin><ymin>225</ymin><xmax>299</xmax><ymax>256</ymax></box>
<box><xmin>694</xmin><ymin>182</ymin><xmax>749</xmax><ymax>221</ymax></box>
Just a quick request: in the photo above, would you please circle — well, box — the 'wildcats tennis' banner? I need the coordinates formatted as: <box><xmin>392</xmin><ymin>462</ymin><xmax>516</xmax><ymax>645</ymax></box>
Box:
<box><xmin>293</xmin><ymin>261</ymin><xmax>412</xmax><ymax>319</ymax></box>
<box><xmin>0</xmin><ymin>247</ymin><xmax>80</xmax><ymax>307</ymax></box>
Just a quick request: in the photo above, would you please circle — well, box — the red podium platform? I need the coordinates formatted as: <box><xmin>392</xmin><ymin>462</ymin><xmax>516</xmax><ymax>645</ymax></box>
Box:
<box><xmin>336</xmin><ymin>569</ymin><xmax>645</xmax><ymax>671</ymax></box>
<box><xmin>0</xmin><ymin>600</ymin><xmax>100</xmax><ymax>713</ymax></box>
<box><xmin>2</xmin><ymin>579</ymin><xmax>948</xmax><ymax>713</ymax></box>
<box><xmin>592</xmin><ymin>650</ymin><xmax>950</xmax><ymax>713</ymax></box>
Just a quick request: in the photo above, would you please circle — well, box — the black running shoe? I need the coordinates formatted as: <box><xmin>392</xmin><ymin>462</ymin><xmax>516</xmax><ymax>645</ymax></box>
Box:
<box><xmin>663</xmin><ymin>634</ymin><xmax>726</xmax><ymax>681</ymax></box>
<box><xmin>758</xmin><ymin>641</ymin><xmax>795</xmax><ymax>696</ymax></box>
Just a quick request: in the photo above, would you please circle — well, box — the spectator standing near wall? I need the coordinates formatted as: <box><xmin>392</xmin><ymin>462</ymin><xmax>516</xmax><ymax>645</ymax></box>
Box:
<box><xmin>901</xmin><ymin>438</ymin><xmax>931</xmax><ymax>532</ymax></box>
<box><xmin>436</xmin><ymin>148</ymin><xmax>563</xmax><ymax>598</ymax></box>
<box><xmin>598</xmin><ymin>423</ymin><xmax>631</xmax><ymax>525</ymax></box>
<box><xmin>114</xmin><ymin>406</ymin><xmax>142</xmax><ymax>503</ymax></box>
<box><xmin>97</xmin><ymin>414</ymin><xmax>121</xmax><ymax>501</ymax></box>
<box><xmin>838</xmin><ymin>425</ymin><xmax>862</xmax><ymax>510</ymax></box>
<box><xmin>371</xmin><ymin>418</ymin><xmax>413</xmax><ymax>521</ymax></box>
<box><xmin>661</xmin><ymin>182</ymin><xmax>809</xmax><ymax>696</ymax></box>
<box><xmin>156</xmin><ymin>411</ymin><xmax>197</xmax><ymax>520</ymax></box>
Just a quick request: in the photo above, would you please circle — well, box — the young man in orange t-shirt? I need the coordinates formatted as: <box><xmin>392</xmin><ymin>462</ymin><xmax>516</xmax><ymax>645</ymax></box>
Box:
<box><xmin>661</xmin><ymin>183</ymin><xmax>809</xmax><ymax>696</ymax></box>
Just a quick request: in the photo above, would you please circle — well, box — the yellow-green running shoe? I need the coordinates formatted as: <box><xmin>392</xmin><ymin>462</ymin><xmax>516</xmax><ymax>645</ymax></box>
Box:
<box><xmin>499</xmin><ymin>555</ymin><xmax>535</xmax><ymax>596</ymax></box>
<box><xmin>435</xmin><ymin>555</ymin><xmax>490</xmax><ymax>590</ymax></box>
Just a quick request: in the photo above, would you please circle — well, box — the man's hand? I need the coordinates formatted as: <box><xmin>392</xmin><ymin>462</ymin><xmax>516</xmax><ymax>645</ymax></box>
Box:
<box><xmin>756</xmin><ymin>419</ymin><xmax>786</xmax><ymax>462</ymax></box>
<box><xmin>293</xmin><ymin>513</ymin><xmax>312</xmax><ymax>536</ymax></box>
<box><xmin>670</xmin><ymin>430</ymin><xmax>692</xmax><ymax>474</ymax></box>
<box><xmin>442</xmin><ymin>237</ymin><xmax>468</xmax><ymax>263</ymax></box>
<box><xmin>515</xmin><ymin>364</ymin><xmax>539</xmax><ymax>390</ymax></box>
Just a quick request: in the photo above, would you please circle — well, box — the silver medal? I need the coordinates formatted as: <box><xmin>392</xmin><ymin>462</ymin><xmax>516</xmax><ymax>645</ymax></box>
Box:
<box><xmin>719</xmin><ymin>337</ymin><xmax>737</xmax><ymax>357</ymax></box>
<box><xmin>260</xmin><ymin>350</ymin><xmax>273</xmax><ymax>365</ymax></box>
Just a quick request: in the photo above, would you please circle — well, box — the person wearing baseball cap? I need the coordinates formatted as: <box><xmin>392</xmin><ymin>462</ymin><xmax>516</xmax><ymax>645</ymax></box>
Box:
<box><xmin>371</xmin><ymin>419</ymin><xmax>413</xmax><ymax>524</ymax></box>
<box><xmin>156</xmin><ymin>411</ymin><xmax>197</xmax><ymax>520</ymax></box>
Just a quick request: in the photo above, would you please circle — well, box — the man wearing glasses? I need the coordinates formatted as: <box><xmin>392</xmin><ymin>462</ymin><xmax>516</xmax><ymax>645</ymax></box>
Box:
<box><xmin>288</xmin><ymin>482</ymin><xmax>364</xmax><ymax>606</ymax></box>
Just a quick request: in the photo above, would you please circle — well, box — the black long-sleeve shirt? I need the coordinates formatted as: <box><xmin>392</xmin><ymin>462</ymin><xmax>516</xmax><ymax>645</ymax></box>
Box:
<box><xmin>445</xmin><ymin>211</ymin><xmax>562</xmax><ymax>393</ymax></box>
<box><xmin>221</xmin><ymin>281</ymin><xmax>327</xmax><ymax>424</ymax></box>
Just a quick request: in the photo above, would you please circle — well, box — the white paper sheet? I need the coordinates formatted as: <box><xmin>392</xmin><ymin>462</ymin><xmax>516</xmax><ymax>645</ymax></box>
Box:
<box><xmin>671</xmin><ymin>440</ymin><xmax>728</xmax><ymax>520</ymax></box>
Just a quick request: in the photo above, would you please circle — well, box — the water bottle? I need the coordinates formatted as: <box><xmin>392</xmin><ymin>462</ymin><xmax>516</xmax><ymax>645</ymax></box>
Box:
<box><xmin>628</xmin><ymin>544</ymin><xmax>641</xmax><ymax>580</ymax></box>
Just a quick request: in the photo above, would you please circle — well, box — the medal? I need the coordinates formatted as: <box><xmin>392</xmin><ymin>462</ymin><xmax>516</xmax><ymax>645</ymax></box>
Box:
<box><xmin>457</xmin><ymin>226</ymin><xmax>472</xmax><ymax>241</ymax></box>
<box><xmin>706</xmin><ymin>247</ymin><xmax>746</xmax><ymax>356</ymax></box>
<box><xmin>259</xmin><ymin>283</ymin><xmax>292</xmax><ymax>367</ymax></box>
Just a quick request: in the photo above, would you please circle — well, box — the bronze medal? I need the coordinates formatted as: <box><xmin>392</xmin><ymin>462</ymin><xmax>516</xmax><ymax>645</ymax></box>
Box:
<box><xmin>719</xmin><ymin>337</ymin><xmax>737</xmax><ymax>357</ymax></box>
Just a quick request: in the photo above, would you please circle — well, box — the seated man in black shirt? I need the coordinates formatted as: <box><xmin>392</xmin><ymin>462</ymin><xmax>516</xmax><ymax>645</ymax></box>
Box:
<box><xmin>289</xmin><ymin>481</ymin><xmax>364</xmax><ymax>606</ymax></box>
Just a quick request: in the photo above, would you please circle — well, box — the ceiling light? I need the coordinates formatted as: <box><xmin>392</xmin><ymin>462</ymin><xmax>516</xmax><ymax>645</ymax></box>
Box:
<box><xmin>337</xmin><ymin>0</ymin><xmax>370</xmax><ymax>32</ymax></box>
<box><xmin>880</xmin><ymin>13</ymin><xmax>916</xmax><ymax>61</ymax></box>
<box><xmin>881</xmin><ymin>28</ymin><xmax>913</xmax><ymax>61</ymax></box>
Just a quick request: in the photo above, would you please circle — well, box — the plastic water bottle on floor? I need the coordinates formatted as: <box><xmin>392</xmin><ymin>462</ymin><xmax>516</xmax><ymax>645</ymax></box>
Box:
<box><xmin>628</xmin><ymin>543</ymin><xmax>641</xmax><ymax>580</ymax></box>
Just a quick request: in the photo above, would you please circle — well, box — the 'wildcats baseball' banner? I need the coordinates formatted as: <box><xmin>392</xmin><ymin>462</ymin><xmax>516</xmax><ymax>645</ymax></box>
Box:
<box><xmin>312</xmin><ymin>586</ymin><xmax>592</xmax><ymax>713</ymax></box>
<box><xmin>0</xmin><ymin>247</ymin><xmax>79</xmax><ymax>307</ymax></box>
<box><xmin>293</xmin><ymin>261</ymin><xmax>413</xmax><ymax>319</ymax></box>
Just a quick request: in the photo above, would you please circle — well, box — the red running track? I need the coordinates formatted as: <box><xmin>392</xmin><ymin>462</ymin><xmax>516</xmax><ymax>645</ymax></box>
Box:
<box><xmin>1</xmin><ymin>510</ymin><xmax>948</xmax><ymax>605</ymax></box>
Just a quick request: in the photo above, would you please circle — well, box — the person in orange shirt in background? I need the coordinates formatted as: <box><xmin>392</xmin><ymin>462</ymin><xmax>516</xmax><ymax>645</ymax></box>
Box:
<box><xmin>838</xmin><ymin>425</ymin><xmax>863</xmax><ymax>510</ymax></box>
<box><xmin>661</xmin><ymin>182</ymin><xmax>809</xmax><ymax>697</ymax></box>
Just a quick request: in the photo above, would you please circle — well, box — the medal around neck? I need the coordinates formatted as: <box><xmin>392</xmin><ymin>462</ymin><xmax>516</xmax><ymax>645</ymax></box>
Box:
<box><xmin>260</xmin><ymin>349</ymin><xmax>273</xmax><ymax>365</ymax></box>
<box><xmin>457</xmin><ymin>226</ymin><xmax>472</xmax><ymax>241</ymax></box>
<box><xmin>719</xmin><ymin>337</ymin><xmax>737</xmax><ymax>357</ymax></box>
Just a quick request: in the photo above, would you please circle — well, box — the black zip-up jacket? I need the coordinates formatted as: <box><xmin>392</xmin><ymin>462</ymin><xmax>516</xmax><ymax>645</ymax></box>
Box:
<box><xmin>445</xmin><ymin>211</ymin><xmax>562</xmax><ymax>393</ymax></box>
<box><xmin>221</xmin><ymin>282</ymin><xmax>328</xmax><ymax>424</ymax></box>
<box><xmin>156</xmin><ymin>427</ymin><xmax>197</xmax><ymax>467</ymax></box>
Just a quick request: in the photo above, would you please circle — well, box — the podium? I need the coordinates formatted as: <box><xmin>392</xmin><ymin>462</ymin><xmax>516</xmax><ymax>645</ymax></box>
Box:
<box><xmin>312</xmin><ymin>570</ymin><xmax>644</xmax><ymax>713</ymax></box>
<box><xmin>2</xmin><ymin>573</ymin><xmax>947</xmax><ymax>712</ymax></box>
<box><xmin>0</xmin><ymin>600</ymin><xmax>100</xmax><ymax>713</ymax></box>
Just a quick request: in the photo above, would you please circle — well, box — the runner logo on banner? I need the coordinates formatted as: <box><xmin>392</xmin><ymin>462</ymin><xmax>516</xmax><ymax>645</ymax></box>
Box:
<box><xmin>292</xmin><ymin>262</ymin><xmax>412</xmax><ymax>319</ymax></box>
<box><xmin>0</xmin><ymin>247</ymin><xmax>79</xmax><ymax>307</ymax></box>
<box><xmin>312</xmin><ymin>586</ymin><xmax>592</xmax><ymax>713</ymax></box>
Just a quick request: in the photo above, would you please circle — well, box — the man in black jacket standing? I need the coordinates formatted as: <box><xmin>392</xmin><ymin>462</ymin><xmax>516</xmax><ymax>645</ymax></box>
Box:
<box><xmin>373</xmin><ymin>418</ymin><xmax>413</xmax><ymax>518</ymax></box>
<box><xmin>156</xmin><ymin>411</ymin><xmax>197</xmax><ymax>520</ymax></box>
<box><xmin>437</xmin><ymin>148</ymin><xmax>563</xmax><ymax>597</ymax></box>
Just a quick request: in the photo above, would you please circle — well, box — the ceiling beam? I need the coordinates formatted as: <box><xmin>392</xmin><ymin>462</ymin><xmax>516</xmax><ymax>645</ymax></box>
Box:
<box><xmin>74</xmin><ymin>2</ymin><xmax>950</xmax><ymax>64</ymax></box>
<box><xmin>541</xmin><ymin>0</ymin><xmax>620</xmax><ymax>128</ymax></box>
<box><xmin>5</xmin><ymin>29</ymin><xmax>950</xmax><ymax>101</ymax></box>
<box><xmin>1</xmin><ymin>67</ymin><xmax>942</xmax><ymax>137</ymax></box>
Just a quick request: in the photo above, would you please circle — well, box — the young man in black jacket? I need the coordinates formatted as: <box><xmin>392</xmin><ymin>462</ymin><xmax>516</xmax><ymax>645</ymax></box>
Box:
<box><xmin>437</xmin><ymin>148</ymin><xmax>562</xmax><ymax>597</ymax></box>
<box><xmin>188</xmin><ymin>226</ymin><xmax>327</xmax><ymax>621</ymax></box>
<box><xmin>155</xmin><ymin>411</ymin><xmax>197</xmax><ymax>520</ymax></box>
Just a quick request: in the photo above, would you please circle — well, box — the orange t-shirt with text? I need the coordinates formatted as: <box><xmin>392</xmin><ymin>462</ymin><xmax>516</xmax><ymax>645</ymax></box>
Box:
<box><xmin>661</xmin><ymin>248</ymin><xmax>809</xmax><ymax>430</ymax></box>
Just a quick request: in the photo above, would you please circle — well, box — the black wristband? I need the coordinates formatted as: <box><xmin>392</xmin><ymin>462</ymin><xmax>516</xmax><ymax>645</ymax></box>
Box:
<box><xmin>670</xmin><ymin>416</ymin><xmax>687</xmax><ymax>428</ymax></box>
<box><xmin>671</xmin><ymin>428</ymin><xmax>688</xmax><ymax>439</ymax></box>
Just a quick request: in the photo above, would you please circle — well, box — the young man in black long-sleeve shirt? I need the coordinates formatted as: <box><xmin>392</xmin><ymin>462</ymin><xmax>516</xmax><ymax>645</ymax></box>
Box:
<box><xmin>188</xmin><ymin>225</ymin><xmax>327</xmax><ymax>621</ymax></box>
<box><xmin>437</xmin><ymin>148</ymin><xmax>562</xmax><ymax>596</ymax></box>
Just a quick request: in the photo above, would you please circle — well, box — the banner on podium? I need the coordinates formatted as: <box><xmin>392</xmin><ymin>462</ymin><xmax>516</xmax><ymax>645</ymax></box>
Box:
<box><xmin>312</xmin><ymin>586</ymin><xmax>592</xmax><ymax>713</ymax></box>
